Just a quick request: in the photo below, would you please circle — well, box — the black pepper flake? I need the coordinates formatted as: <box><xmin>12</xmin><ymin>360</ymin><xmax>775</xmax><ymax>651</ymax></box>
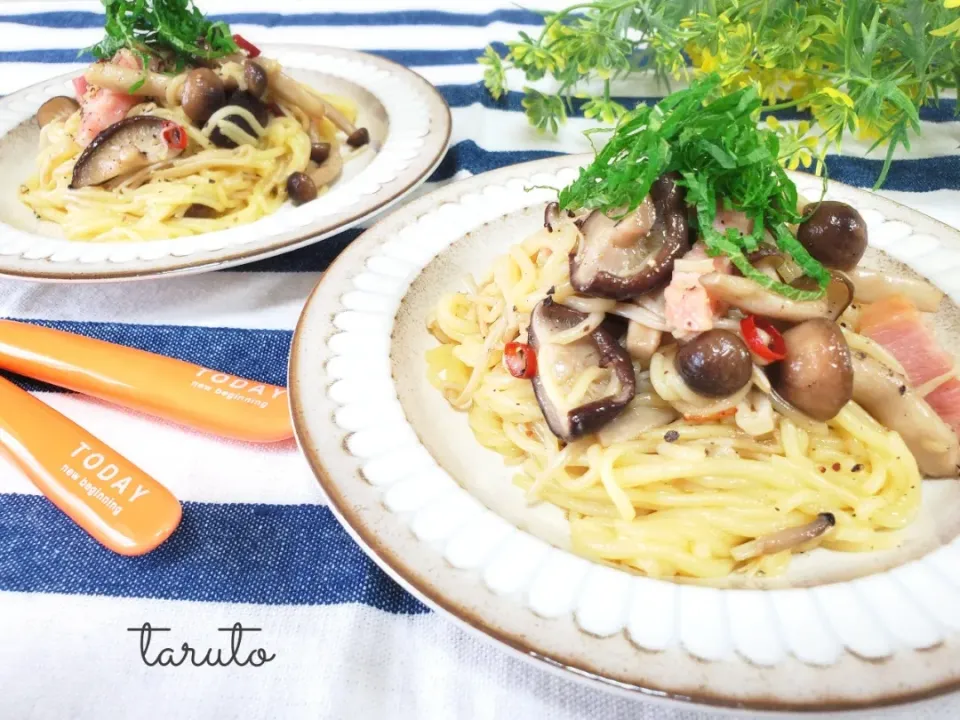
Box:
<box><xmin>664</xmin><ymin>430</ymin><xmax>680</xmax><ymax>443</ymax></box>
<box><xmin>899</xmin><ymin>385</ymin><xmax>906</xmax><ymax>395</ymax></box>
<box><xmin>831</xmin><ymin>462</ymin><xmax>841</xmax><ymax>472</ymax></box>
<box><xmin>819</xmin><ymin>466</ymin><xmax>826</xmax><ymax>473</ymax></box>
<box><xmin>851</xmin><ymin>464</ymin><xmax>863</xmax><ymax>472</ymax></box>
<box><xmin>774</xmin><ymin>506</ymin><xmax>781</xmax><ymax>512</ymax></box>
<box><xmin>856</xmin><ymin>351</ymin><xmax>867</xmax><ymax>360</ymax></box>
<box><xmin>512</xmin><ymin>305</ymin><xmax>517</xmax><ymax>312</ymax></box>
<box><xmin>566</xmin><ymin>210</ymin><xmax>575</xmax><ymax>218</ymax></box>
<box><xmin>546</xmin><ymin>286</ymin><xmax>556</xmax><ymax>296</ymax></box>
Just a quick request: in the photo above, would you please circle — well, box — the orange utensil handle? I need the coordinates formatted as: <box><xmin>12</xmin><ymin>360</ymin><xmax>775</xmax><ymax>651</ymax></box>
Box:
<box><xmin>0</xmin><ymin>320</ymin><xmax>292</xmax><ymax>443</ymax></box>
<box><xmin>0</xmin><ymin>376</ymin><xmax>181</xmax><ymax>555</ymax></box>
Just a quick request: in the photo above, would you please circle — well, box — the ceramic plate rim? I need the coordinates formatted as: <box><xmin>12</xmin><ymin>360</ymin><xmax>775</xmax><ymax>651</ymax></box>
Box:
<box><xmin>289</xmin><ymin>154</ymin><xmax>960</xmax><ymax>713</ymax></box>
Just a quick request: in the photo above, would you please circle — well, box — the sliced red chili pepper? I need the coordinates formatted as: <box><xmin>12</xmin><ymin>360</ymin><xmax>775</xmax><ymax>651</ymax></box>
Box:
<box><xmin>161</xmin><ymin>122</ymin><xmax>188</xmax><ymax>150</ymax></box>
<box><xmin>233</xmin><ymin>34</ymin><xmax>262</xmax><ymax>58</ymax></box>
<box><xmin>504</xmin><ymin>342</ymin><xmax>537</xmax><ymax>379</ymax></box>
<box><xmin>740</xmin><ymin>315</ymin><xmax>787</xmax><ymax>363</ymax></box>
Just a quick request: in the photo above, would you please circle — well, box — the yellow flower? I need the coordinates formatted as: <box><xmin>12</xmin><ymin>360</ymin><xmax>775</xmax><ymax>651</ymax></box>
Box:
<box><xmin>819</xmin><ymin>87</ymin><xmax>855</xmax><ymax>108</ymax></box>
<box><xmin>787</xmin><ymin>149</ymin><xmax>813</xmax><ymax>171</ymax></box>
<box><xmin>765</xmin><ymin>116</ymin><xmax>782</xmax><ymax>131</ymax></box>
<box><xmin>931</xmin><ymin>16</ymin><xmax>960</xmax><ymax>36</ymax></box>
<box><xmin>699</xmin><ymin>47</ymin><xmax>719</xmax><ymax>73</ymax></box>
<box><xmin>932</xmin><ymin>0</ymin><xmax>960</xmax><ymax>35</ymax></box>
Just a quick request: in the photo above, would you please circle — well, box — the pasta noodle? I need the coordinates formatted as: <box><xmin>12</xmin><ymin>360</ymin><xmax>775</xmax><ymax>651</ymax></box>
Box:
<box><xmin>426</xmin><ymin>223</ymin><xmax>923</xmax><ymax>579</ymax></box>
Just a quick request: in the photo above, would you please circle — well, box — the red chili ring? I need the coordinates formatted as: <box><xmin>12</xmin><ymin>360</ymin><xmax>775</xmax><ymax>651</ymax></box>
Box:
<box><xmin>161</xmin><ymin>122</ymin><xmax>188</xmax><ymax>151</ymax></box>
<box><xmin>503</xmin><ymin>342</ymin><xmax>537</xmax><ymax>379</ymax></box>
<box><xmin>740</xmin><ymin>314</ymin><xmax>787</xmax><ymax>363</ymax></box>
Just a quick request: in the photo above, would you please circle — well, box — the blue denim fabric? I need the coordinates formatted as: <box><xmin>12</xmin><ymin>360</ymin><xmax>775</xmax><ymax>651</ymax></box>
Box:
<box><xmin>0</xmin><ymin>494</ymin><xmax>428</xmax><ymax>612</ymax></box>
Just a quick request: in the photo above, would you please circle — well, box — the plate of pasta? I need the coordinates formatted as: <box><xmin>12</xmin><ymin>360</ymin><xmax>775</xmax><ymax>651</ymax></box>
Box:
<box><xmin>291</xmin><ymin>77</ymin><xmax>960</xmax><ymax>711</ymax></box>
<box><xmin>0</xmin><ymin>0</ymin><xmax>449</xmax><ymax>280</ymax></box>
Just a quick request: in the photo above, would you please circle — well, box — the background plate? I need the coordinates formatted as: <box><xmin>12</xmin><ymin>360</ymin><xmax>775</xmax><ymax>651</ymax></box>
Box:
<box><xmin>290</xmin><ymin>155</ymin><xmax>960</xmax><ymax>713</ymax></box>
<box><xmin>0</xmin><ymin>44</ymin><xmax>450</xmax><ymax>281</ymax></box>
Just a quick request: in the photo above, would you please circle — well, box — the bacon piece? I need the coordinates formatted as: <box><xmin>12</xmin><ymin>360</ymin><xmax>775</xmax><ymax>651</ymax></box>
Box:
<box><xmin>860</xmin><ymin>294</ymin><xmax>960</xmax><ymax>439</ymax></box>
<box><xmin>926</xmin><ymin>378</ymin><xmax>960</xmax><ymax>437</ymax></box>
<box><xmin>664</xmin><ymin>243</ymin><xmax>732</xmax><ymax>338</ymax></box>
<box><xmin>860</xmin><ymin>295</ymin><xmax>953</xmax><ymax>387</ymax></box>
<box><xmin>72</xmin><ymin>76</ymin><xmax>88</xmax><ymax>100</ymax></box>
<box><xmin>75</xmin><ymin>51</ymin><xmax>142</xmax><ymax>147</ymax></box>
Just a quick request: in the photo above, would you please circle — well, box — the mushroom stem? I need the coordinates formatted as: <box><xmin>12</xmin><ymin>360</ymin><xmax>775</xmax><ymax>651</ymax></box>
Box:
<box><xmin>700</xmin><ymin>271</ymin><xmax>854</xmax><ymax>322</ymax></box>
<box><xmin>731</xmin><ymin>513</ymin><xmax>836</xmax><ymax>562</ymax></box>
<box><xmin>851</xmin><ymin>352</ymin><xmax>960</xmax><ymax>477</ymax></box>
<box><xmin>308</xmin><ymin>138</ymin><xmax>343</xmax><ymax>188</ymax></box>
<box><xmin>84</xmin><ymin>64</ymin><xmax>174</xmax><ymax>98</ymax></box>
<box><xmin>848</xmin><ymin>267</ymin><xmax>943</xmax><ymax>313</ymax></box>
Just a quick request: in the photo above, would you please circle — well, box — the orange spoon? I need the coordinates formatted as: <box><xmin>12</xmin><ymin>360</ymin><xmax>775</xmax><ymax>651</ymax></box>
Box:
<box><xmin>0</xmin><ymin>376</ymin><xmax>181</xmax><ymax>555</ymax></box>
<box><xmin>0</xmin><ymin>320</ymin><xmax>293</xmax><ymax>443</ymax></box>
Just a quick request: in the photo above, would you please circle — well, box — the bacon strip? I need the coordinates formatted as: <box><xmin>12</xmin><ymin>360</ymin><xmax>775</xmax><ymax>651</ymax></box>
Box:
<box><xmin>860</xmin><ymin>294</ymin><xmax>959</xmax><ymax>437</ymax></box>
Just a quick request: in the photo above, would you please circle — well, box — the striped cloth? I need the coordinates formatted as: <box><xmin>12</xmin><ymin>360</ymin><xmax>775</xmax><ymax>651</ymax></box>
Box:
<box><xmin>0</xmin><ymin>2</ymin><xmax>957</xmax><ymax>718</ymax></box>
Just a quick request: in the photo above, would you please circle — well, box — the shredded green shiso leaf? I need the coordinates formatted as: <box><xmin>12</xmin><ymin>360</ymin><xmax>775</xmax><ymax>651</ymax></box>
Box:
<box><xmin>85</xmin><ymin>0</ymin><xmax>238</xmax><ymax>85</ymax></box>
<box><xmin>558</xmin><ymin>74</ymin><xmax>830</xmax><ymax>301</ymax></box>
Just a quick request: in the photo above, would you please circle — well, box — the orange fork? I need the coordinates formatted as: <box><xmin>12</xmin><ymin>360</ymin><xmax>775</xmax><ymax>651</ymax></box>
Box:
<box><xmin>0</xmin><ymin>376</ymin><xmax>181</xmax><ymax>555</ymax></box>
<box><xmin>0</xmin><ymin>319</ymin><xmax>293</xmax><ymax>443</ymax></box>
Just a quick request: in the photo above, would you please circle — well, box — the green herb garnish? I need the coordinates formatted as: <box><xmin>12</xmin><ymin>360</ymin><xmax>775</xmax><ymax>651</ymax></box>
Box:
<box><xmin>558</xmin><ymin>74</ymin><xmax>830</xmax><ymax>300</ymax></box>
<box><xmin>85</xmin><ymin>0</ymin><xmax>238</xmax><ymax>78</ymax></box>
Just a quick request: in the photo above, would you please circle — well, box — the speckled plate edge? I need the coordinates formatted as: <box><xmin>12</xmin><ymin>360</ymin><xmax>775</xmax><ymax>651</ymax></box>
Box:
<box><xmin>289</xmin><ymin>154</ymin><xmax>960</xmax><ymax>713</ymax></box>
<box><xmin>0</xmin><ymin>44</ymin><xmax>450</xmax><ymax>281</ymax></box>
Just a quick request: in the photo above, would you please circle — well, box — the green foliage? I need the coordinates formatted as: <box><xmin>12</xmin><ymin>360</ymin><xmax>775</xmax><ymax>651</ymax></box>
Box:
<box><xmin>483</xmin><ymin>0</ymin><xmax>960</xmax><ymax>188</ymax></box>
<box><xmin>522</xmin><ymin>88</ymin><xmax>568</xmax><ymax>133</ymax></box>
<box><xmin>85</xmin><ymin>0</ymin><xmax>238</xmax><ymax>71</ymax></box>
<box><xmin>477</xmin><ymin>46</ymin><xmax>507</xmax><ymax>100</ymax></box>
<box><xmin>559</xmin><ymin>75</ymin><xmax>829</xmax><ymax>300</ymax></box>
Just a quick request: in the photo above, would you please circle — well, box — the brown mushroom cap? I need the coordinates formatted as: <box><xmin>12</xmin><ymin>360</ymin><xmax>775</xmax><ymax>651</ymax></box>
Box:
<box><xmin>286</xmin><ymin>171</ymin><xmax>317</xmax><ymax>206</ymax></box>
<box><xmin>568</xmin><ymin>172</ymin><xmax>690</xmax><ymax>300</ymax></box>
<box><xmin>181</xmin><ymin>68</ymin><xmax>226</xmax><ymax>126</ymax></box>
<box><xmin>544</xmin><ymin>201</ymin><xmax>560</xmax><ymax>232</ymax></box>
<box><xmin>37</xmin><ymin>96</ymin><xmax>79</xmax><ymax>128</ymax></box>
<box><xmin>347</xmin><ymin>127</ymin><xmax>370</xmax><ymax>148</ymax></box>
<box><xmin>528</xmin><ymin>299</ymin><xmax>636</xmax><ymax>441</ymax></box>
<box><xmin>797</xmin><ymin>201</ymin><xmax>868</xmax><ymax>271</ymax></box>
<box><xmin>676</xmin><ymin>329</ymin><xmax>752</xmax><ymax>398</ymax></box>
<box><xmin>70</xmin><ymin>116</ymin><xmax>185</xmax><ymax>189</ymax></box>
<box><xmin>770</xmin><ymin>318</ymin><xmax>853</xmax><ymax>421</ymax></box>
<box><xmin>310</xmin><ymin>142</ymin><xmax>331</xmax><ymax>165</ymax></box>
<box><xmin>243</xmin><ymin>60</ymin><xmax>268</xmax><ymax>98</ymax></box>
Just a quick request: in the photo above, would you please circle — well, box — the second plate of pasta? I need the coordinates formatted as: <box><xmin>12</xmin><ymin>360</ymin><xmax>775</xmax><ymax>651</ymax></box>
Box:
<box><xmin>0</xmin><ymin>44</ymin><xmax>450</xmax><ymax>280</ymax></box>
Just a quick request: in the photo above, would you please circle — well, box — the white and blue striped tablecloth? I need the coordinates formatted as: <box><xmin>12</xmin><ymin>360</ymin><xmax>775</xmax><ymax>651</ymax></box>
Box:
<box><xmin>0</xmin><ymin>2</ymin><xmax>959</xmax><ymax>719</ymax></box>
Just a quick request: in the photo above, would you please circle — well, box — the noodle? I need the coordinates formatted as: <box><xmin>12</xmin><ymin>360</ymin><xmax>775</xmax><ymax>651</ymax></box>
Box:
<box><xmin>426</xmin><ymin>222</ymin><xmax>923</xmax><ymax>579</ymax></box>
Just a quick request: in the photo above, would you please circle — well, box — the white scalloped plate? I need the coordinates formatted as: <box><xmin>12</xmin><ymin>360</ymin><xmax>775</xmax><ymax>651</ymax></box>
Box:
<box><xmin>290</xmin><ymin>155</ymin><xmax>960</xmax><ymax>713</ymax></box>
<box><xmin>0</xmin><ymin>45</ymin><xmax>450</xmax><ymax>281</ymax></box>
